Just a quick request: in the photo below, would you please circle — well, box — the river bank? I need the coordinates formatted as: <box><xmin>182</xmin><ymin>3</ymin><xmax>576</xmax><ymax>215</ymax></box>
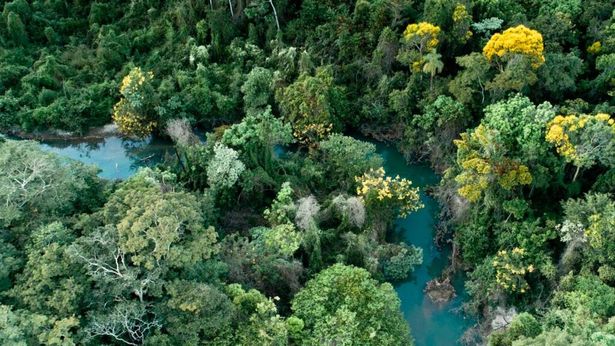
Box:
<box><xmin>4</xmin><ymin>124</ymin><xmax>122</xmax><ymax>142</ymax></box>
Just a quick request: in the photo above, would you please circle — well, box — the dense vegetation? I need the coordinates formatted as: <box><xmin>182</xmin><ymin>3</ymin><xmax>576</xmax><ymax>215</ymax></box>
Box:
<box><xmin>1</xmin><ymin>0</ymin><xmax>614</xmax><ymax>345</ymax></box>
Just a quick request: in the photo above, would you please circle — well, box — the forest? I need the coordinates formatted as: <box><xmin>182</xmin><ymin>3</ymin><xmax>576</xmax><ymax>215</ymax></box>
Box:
<box><xmin>0</xmin><ymin>0</ymin><xmax>614</xmax><ymax>345</ymax></box>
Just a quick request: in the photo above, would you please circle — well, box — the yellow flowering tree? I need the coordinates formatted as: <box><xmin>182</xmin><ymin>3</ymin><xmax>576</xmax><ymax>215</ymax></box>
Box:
<box><xmin>451</xmin><ymin>4</ymin><xmax>473</xmax><ymax>44</ymax></box>
<box><xmin>355</xmin><ymin>167</ymin><xmax>422</xmax><ymax>218</ymax></box>
<box><xmin>483</xmin><ymin>25</ymin><xmax>545</xmax><ymax>69</ymax></box>
<box><xmin>492</xmin><ymin>247</ymin><xmax>535</xmax><ymax>294</ymax></box>
<box><xmin>113</xmin><ymin>67</ymin><xmax>157</xmax><ymax>138</ymax></box>
<box><xmin>454</xmin><ymin>125</ymin><xmax>532</xmax><ymax>202</ymax></box>
<box><xmin>403</xmin><ymin>22</ymin><xmax>441</xmax><ymax>54</ymax></box>
<box><xmin>398</xmin><ymin>22</ymin><xmax>441</xmax><ymax>72</ymax></box>
<box><xmin>546</xmin><ymin>113</ymin><xmax>615</xmax><ymax>181</ymax></box>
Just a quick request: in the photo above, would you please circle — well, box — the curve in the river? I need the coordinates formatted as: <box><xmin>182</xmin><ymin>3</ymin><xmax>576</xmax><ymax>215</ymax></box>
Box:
<box><xmin>37</xmin><ymin>136</ymin><xmax>472</xmax><ymax>345</ymax></box>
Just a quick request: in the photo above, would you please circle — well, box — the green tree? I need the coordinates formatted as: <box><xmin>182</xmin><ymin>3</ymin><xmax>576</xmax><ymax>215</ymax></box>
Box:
<box><xmin>241</xmin><ymin>66</ymin><xmax>274</xmax><ymax>115</ymax></box>
<box><xmin>403</xmin><ymin>95</ymin><xmax>470</xmax><ymax>167</ymax></box>
<box><xmin>206</xmin><ymin>143</ymin><xmax>246</xmax><ymax>191</ymax></box>
<box><xmin>319</xmin><ymin>134</ymin><xmax>383</xmax><ymax>191</ymax></box>
<box><xmin>422</xmin><ymin>50</ymin><xmax>443</xmax><ymax>91</ymax></box>
<box><xmin>263</xmin><ymin>182</ymin><xmax>296</xmax><ymax>226</ymax></box>
<box><xmin>0</xmin><ymin>140</ymin><xmax>101</xmax><ymax>230</ymax></box>
<box><xmin>449</xmin><ymin>53</ymin><xmax>492</xmax><ymax>105</ymax></box>
<box><xmin>159</xmin><ymin>280</ymin><xmax>234</xmax><ymax>344</ymax></box>
<box><xmin>7</xmin><ymin>222</ymin><xmax>86</xmax><ymax>318</ymax></box>
<box><xmin>6</xmin><ymin>12</ymin><xmax>28</xmax><ymax>45</ymax></box>
<box><xmin>560</xmin><ymin>193</ymin><xmax>615</xmax><ymax>271</ymax></box>
<box><xmin>291</xmin><ymin>264</ymin><xmax>412</xmax><ymax>345</ymax></box>
<box><xmin>276</xmin><ymin>66</ymin><xmax>347</xmax><ymax>144</ymax></box>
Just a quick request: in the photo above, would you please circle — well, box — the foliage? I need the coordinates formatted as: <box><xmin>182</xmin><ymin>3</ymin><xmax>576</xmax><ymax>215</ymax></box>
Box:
<box><xmin>112</xmin><ymin>68</ymin><xmax>157</xmax><ymax>138</ymax></box>
<box><xmin>291</xmin><ymin>264</ymin><xmax>413</xmax><ymax>345</ymax></box>
<box><xmin>0</xmin><ymin>140</ymin><xmax>101</xmax><ymax>229</ymax></box>
<box><xmin>263</xmin><ymin>182</ymin><xmax>296</xmax><ymax>226</ymax></box>
<box><xmin>546</xmin><ymin>113</ymin><xmax>615</xmax><ymax>179</ymax></box>
<box><xmin>402</xmin><ymin>22</ymin><xmax>441</xmax><ymax>54</ymax></box>
<box><xmin>241</xmin><ymin>66</ymin><xmax>274</xmax><ymax>115</ymax></box>
<box><xmin>561</xmin><ymin>193</ymin><xmax>615</xmax><ymax>269</ymax></box>
<box><xmin>453</xmin><ymin>125</ymin><xmax>533</xmax><ymax>202</ymax></box>
<box><xmin>381</xmin><ymin>243</ymin><xmax>423</xmax><ymax>282</ymax></box>
<box><xmin>483</xmin><ymin>25</ymin><xmax>545</xmax><ymax>68</ymax></box>
<box><xmin>206</xmin><ymin>143</ymin><xmax>246</xmax><ymax>190</ymax></box>
<box><xmin>276</xmin><ymin>66</ymin><xmax>347</xmax><ymax>143</ymax></box>
<box><xmin>492</xmin><ymin>247</ymin><xmax>535</xmax><ymax>294</ymax></box>
<box><xmin>355</xmin><ymin>167</ymin><xmax>423</xmax><ymax>218</ymax></box>
<box><xmin>319</xmin><ymin>134</ymin><xmax>383</xmax><ymax>191</ymax></box>
<box><xmin>1</xmin><ymin>0</ymin><xmax>615</xmax><ymax>344</ymax></box>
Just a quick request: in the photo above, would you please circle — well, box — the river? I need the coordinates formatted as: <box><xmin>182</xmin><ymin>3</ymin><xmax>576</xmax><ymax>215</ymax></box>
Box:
<box><xmin>37</xmin><ymin>135</ymin><xmax>472</xmax><ymax>345</ymax></box>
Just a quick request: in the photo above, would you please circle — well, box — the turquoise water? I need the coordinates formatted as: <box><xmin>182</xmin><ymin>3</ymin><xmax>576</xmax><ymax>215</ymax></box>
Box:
<box><xmin>39</xmin><ymin>136</ymin><xmax>173</xmax><ymax>180</ymax></box>
<box><xmin>37</xmin><ymin>136</ymin><xmax>471</xmax><ymax>345</ymax></box>
<box><xmin>375</xmin><ymin>142</ymin><xmax>473</xmax><ymax>346</ymax></box>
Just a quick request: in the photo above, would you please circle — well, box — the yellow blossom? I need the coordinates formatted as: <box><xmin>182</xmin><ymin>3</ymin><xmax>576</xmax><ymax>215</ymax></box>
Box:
<box><xmin>483</xmin><ymin>25</ymin><xmax>545</xmax><ymax>68</ymax></box>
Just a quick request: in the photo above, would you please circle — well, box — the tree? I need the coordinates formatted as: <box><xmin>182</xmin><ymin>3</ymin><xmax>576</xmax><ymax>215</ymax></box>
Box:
<box><xmin>561</xmin><ymin>193</ymin><xmax>615</xmax><ymax>270</ymax></box>
<box><xmin>397</xmin><ymin>22</ymin><xmax>441</xmax><ymax>72</ymax></box>
<box><xmin>71</xmin><ymin>168</ymin><xmax>219</xmax><ymax>302</ymax></box>
<box><xmin>508</xmin><ymin>275</ymin><xmax>615</xmax><ymax>344</ymax></box>
<box><xmin>453</xmin><ymin>125</ymin><xmax>533</xmax><ymax>203</ymax></box>
<box><xmin>319</xmin><ymin>134</ymin><xmax>383</xmax><ymax>191</ymax></box>
<box><xmin>87</xmin><ymin>301</ymin><xmax>160</xmax><ymax>346</ymax></box>
<box><xmin>449</xmin><ymin>53</ymin><xmax>491</xmax><ymax>105</ymax></box>
<box><xmin>6</xmin><ymin>11</ymin><xmax>28</xmax><ymax>45</ymax></box>
<box><xmin>291</xmin><ymin>264</ymin><xmax>412</xmax><ymax>345</ymax></box>
<box><xmin>402</xmin><ymin>22</ymin><xmax>441</xmax><ymax>55</ymax></box>
<box><xmin>276</xmin><ymin>67</ymin><xmax>347</xmax><ymax>144</ymax></box>
<box><xmin>380</xmin><ymin>243</ymin><xmax>423</xmax><ymax>282</ymax></box>
<box><xmin>483</xmin><ymin>25</ymin><xmax>545</xmax><ymax>69</ymax></box>
<box><xmin>545</xmin><ymin>113</ymin><xmax>615</xmax><ymax>181</ymax></box>
<box><xmin>537</xmin><ymin>53</ymin><xmax>584</xmax><ymax>100</ymax></box>
<box><xmin>7</xmin><ymin>222</ymin><xmax>86</xmax><ymax>318</ymax></box>
<box><xmin>422</xmin><ymin>50</ymin><xmax>443</xmax><ymax>91</ymax></box>
<box><xmin>355</xmin><ymin>167</ymin><xmax>423</xmax><ymax>218</ymax></box>
<box><xmin>0</xmin><ymin>305</ymin><xmax>80</xmax><ymax>345</ymax></box>
<box><xmin>241</xmin><ymin>67</ymin><xmax>273</xmax><ymax>116</ymax></box>
<box><xmin>112</xmin><ymin>68</ymin><xmax>157</xmax><ymax>138</ymax></box>
<box><xmin>159</xmin><ymin>280</ymin><xmax>234</xmax><ymax>343</ymax></box>
<box><xmin>225</xmin><ymin>284</ymin><xmax>290</xmax><ymax>344</ymax></box>
<box><xmin>263</xmin><ymin>182</ymin><xmax>296</xmax><ymax>226</ymax></box>
<box><xmin>403</xmin><ymin>95</ymin><xmax>470</xmax><ymax>166</ymax></box>
<box><xmin>0</xmin><ymin>140</ymin><xmax>101</xmax><ymax>230</ymax></box>
<box><xmin>481</xmin><ymin>95</ymin><xmax>557</xmax><ymax>187</ymax></box>
<box><xmin>252</xmin><ymin>223</ymin><xmax>302</xmax><ymax>259</ymax></box>
<box><xmin>492</xmin><ymin>247</ymin><xmax>536</xmax><ymax>294</ymax></box>
<box><xmin>206</xmin><ymin>143</ymin><xmax>246</xmax><ymax>190</ymax></box>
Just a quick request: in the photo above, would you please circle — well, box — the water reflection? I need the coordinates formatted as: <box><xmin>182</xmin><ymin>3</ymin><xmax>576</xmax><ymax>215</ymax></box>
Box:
<box><xmin>39</xmin><ymin>136</ymin><xmax>174</xmax><ymax>180</ymax></box>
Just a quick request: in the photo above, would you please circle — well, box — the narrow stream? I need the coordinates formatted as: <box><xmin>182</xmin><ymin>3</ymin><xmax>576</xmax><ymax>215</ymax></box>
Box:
<box><xmin>36</xmin><ymin>135</ymin><xmax>472</xmax><ymax>345</ymax></box>
<box><xmin>375</xmin><ymin>142</ymin><xmax>473</xmax><ymax>345</ymax></box>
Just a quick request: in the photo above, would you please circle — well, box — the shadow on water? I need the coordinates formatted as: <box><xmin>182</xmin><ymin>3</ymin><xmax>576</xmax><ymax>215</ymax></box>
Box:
<box><xmin>373</xmin><ymin>141</ymin><xmax>473</xmax><ymax>346</ymax></box>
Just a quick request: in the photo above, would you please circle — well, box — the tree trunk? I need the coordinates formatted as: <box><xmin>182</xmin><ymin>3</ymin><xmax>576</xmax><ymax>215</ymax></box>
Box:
<box><xmin>228</xmin><ymin>0</ymin><xmax>234</xmax><ymax>17</ymax></box>
<box><xmin>572</xmin><ymin>165</ymin><xmax>581</xmax><ymax>182</ymax></box>
<box><xmin>268</xmin><ymin>0</ymin><xmax>280</xmax><ymax>31</ymax></box>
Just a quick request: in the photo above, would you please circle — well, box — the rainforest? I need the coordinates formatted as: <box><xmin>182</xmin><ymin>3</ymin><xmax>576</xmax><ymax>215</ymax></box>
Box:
<box><xmin>0</xmin><ymin>0</ymin><xmax>614</xmax><ymax>345</ymax></box>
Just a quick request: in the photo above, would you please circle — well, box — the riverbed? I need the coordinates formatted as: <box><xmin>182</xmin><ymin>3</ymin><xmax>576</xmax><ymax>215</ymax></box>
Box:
<box><xmin>36</xmin><ymin>135</ymin><xmax>472</xmax><ymax>345</ymax></box>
